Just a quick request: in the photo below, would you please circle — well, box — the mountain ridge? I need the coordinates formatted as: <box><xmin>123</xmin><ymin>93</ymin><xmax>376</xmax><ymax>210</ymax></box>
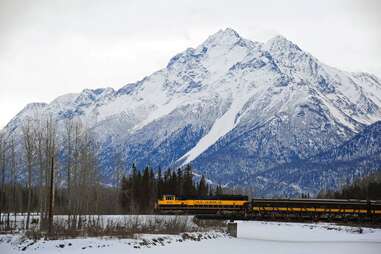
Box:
<box><xmin>250</xmin><ymin>121</ymin><xmax>381</xmax><ymax>197</ymax></box>
<box><xmin>3</xmin><ymin>28</ymin><xmax>381</xmax><ymax>196</ymax></box>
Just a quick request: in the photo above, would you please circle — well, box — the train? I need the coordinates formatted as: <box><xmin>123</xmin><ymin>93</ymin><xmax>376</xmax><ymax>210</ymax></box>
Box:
<box><xmin>156</xmin><ymin>195</ymin><xmax>381</xmax><ymax>222</ymax></box>
<box><xmin>156</xmin><ymin>194</ymin><xmax>249</xmax><ymax>214</ymax></box>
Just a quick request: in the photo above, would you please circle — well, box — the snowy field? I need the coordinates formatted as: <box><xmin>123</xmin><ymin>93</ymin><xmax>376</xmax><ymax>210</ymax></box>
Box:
<box><xmin>1</xmin><ymin>220</ymin><xmax>381</xmax><ymax>254</ymax></box>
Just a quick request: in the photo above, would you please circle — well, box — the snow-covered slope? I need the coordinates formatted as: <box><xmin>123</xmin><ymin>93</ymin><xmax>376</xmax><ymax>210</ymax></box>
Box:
<box><xmin>3</xmin><ymin>28</ymin><xmax>381</xmax><ymax>195</ymax></box>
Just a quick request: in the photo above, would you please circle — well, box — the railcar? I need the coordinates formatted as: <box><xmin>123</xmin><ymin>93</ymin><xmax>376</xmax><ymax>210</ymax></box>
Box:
<box><xmin>156</xmin><ymin>195</ymin><xmax>249</xmax><ymax>214</ymax></box>
<box><xmin>251</xmin><ymin>198</ymin><xmax>381</xmax><ymax>221</ymax></box>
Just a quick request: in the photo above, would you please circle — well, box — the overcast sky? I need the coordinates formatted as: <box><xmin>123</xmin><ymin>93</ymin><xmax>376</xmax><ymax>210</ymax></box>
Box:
<box><xmin>0</xmin><ymin>0</ymin><xmax>380</xmax><ymax>128</ymax></box>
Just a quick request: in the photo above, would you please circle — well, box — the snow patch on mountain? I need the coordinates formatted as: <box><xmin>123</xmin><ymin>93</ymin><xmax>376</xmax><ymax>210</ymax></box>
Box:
<box><xmin>179</xmin><ymin>89</ymin><xmax>252</xmax><ymax>165</ymax></box>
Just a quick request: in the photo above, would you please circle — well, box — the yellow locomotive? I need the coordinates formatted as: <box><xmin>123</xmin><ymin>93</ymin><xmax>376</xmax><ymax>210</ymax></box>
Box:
<box><xmin>156</xmin><ymin>195</ymin><xmax>249</xmax><ymax>214</ymax></box>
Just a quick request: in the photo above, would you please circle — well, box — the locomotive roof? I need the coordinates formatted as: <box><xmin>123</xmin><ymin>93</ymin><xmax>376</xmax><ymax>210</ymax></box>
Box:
<box><xmin>175</xmin><ymin>195</ymin><xmax>249</xmax><ymax>200</ymax></box>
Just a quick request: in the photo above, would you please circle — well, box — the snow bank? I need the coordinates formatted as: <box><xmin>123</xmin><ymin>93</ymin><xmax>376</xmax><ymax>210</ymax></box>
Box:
<box><xmin>1</xmin><ymin>221</ymin><xmax>381</xmax><ymax>254</ymax></box>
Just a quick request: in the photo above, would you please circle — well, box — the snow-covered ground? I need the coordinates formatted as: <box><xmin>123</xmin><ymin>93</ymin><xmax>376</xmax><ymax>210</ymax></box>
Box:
<box><xmin>1</xmin><ymin>221</ymin><xmax>381</xmax><ymax>254</ymax></box>
<box><xmin>1</xmin><ymin>214</ymin><xmax>197</xmax><ymax>230</ymax></box>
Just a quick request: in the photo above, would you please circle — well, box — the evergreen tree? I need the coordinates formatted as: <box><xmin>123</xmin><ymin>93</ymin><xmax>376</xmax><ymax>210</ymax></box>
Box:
<box><xmin>198</xmin><ymin>175</ymin><xmax>208</xmax><ymax>196</ymax></box>
<box><xmin>157</xmin><ymin>168</ymin><xmax>163</xmax><ymax>198</ymax></box>
<box><xmin>118</xmin><ymin>164</ymin><xmax>206</xmax><ymax>213</ymax></box>
<box><xmin>317</xmin><ymin>170</ymin><xmax>381</xmax><ymax>200</ymax></box>
<box><xmin>208</xmin><ymin>186</ymin><xmax>214</xmax><ymax>196</ymax></box>
<box><xmin>163</xmin><ymin>169</ymin><xmax>171</xmax><ymax>195</ymax></box>
<box><xmin>176</xmin><ymin>168</ymin><xmax>183</xmax><ymax>195</ymax></box>
<box><xmin>119</xmin><ymin>176</ymin><xmax>131</xmax><ymax>212</ymax></box>
<box><xmin>170</xmin><ymin>170</ymin><xmax>177</xmax><ymax>195</ymax></box>
<box><xmin>131</xmin><ymin>164</ymin><xmax>141</xmax><ymax>212</ymax></box>
<box><xmin>141</xmin><ymin>166</ymin><xmax>150</xmax><ymax>212</ymax></box>
<box><xmin>182</xmin><ymin>164</ymin><xmax>195</xmax><ymax>196</ymax></box>
<box><xmin>215</xmin><ymin>185</ymin><xmax>223</xmax><ymax>195</ymax></box>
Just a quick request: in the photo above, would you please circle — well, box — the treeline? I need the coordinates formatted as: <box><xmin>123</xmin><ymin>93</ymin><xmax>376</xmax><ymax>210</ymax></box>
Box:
<box><xmin>0</xmin><ymin>117</ymin><xmax>119</xmax><ymax>233</ymax></box>
<box><xmin>119</xmin><ymin>164</ymin><xmax>223</xmax><ymax>213</ymax></box>
<box><xmin>317</xmin><ymin>170</ymin><xmax>381</xmax><ymax>200</ymax></box>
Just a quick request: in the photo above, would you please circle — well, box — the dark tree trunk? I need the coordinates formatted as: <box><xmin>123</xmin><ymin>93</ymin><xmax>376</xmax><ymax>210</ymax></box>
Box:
<box><xmin>48</xmin><ymin>156</ymin><xmax>54</xmax><ymax>235</ymax></box>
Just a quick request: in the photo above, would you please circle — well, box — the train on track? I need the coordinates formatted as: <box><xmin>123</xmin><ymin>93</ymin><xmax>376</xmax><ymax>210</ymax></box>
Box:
<box><xmin>156</xmin><ymin>195</ymin><xmax>249</xmax><ymax>213</ymax></box>
<box><xmin>156</xmin><ymin>195</ymin><xmax>381</xmax><ymax>222</ymax></box>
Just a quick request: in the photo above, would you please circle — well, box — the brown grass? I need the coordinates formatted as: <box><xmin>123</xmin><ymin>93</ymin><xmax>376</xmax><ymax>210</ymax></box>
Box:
<box><xmin>23</xmin><ymin>215</ymin><xmax>226</xmax><ymax>240</ymax></box>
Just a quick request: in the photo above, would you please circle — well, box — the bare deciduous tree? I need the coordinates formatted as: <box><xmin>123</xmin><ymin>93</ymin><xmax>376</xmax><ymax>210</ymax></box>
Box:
<box><xmin>64</xmin><ymin>119</ymin><xmax>74</xmax><ymax>223</ymax></box>
<box><xmin>45</xmin><ymin>117</ymin><xmax>57</xmax><ymax>235</ymax></box>
<box><xmin>22</xmin><ymin>120</ymin><xmax>35</xmax><ymax>230</ymax></box>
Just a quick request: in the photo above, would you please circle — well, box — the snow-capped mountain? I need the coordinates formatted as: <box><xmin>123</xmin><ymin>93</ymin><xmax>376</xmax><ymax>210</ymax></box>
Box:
<box><xmin>3</xmin><ymin>28</ymin><xmax>381</xmax><ymax>195</ymax></box>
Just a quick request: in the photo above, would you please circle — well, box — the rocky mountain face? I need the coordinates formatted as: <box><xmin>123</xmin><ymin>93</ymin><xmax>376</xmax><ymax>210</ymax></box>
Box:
<box><xmin>251</xmin><ymin>121</ymin><xmax>381</xmax><ymax>197</ymax></box>
<box><xmin>3</xmin><ymin>28</ymin><xmax>381</xmax><ymax>196</ymax></box>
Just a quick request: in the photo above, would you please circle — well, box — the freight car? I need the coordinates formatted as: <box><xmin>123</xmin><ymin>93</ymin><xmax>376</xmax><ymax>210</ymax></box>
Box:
<box><xmin>251</xmin><ymin>198</ymin><xmax>381</xmax><ymax>222</ymax></box>
<box><xmin>156</xmin><ymin>195</ymin><xmax>249</xmax><ymax>214</ymax></box>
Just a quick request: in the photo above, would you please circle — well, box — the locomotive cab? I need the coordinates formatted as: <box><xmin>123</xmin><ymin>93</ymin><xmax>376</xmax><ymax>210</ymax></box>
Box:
<box><xmin>162</xmin><ymin>195</ymin><xmax>176</xmax><ymax>201</ymax></box>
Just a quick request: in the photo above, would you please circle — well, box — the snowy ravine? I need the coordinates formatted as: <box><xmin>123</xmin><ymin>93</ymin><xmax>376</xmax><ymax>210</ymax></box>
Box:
<box><xmin>3</xmin><ymin>28</ymin><xmax>381</xmax><ymax>195</ymax></box>
<box><xmin>1</xmin><ymin>221</ymin><xmax>381</xmax><ymax>254</ymax></box>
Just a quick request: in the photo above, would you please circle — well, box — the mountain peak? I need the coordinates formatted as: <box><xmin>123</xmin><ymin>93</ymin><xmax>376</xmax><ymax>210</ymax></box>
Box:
<box><xmin>218</xmin><ymin>27</ymin><xmax>240</xmax><ymax>37</ymax></box>
<box><xmin>203</xmin><ymin>28</ymin><xmax>241</xmax><ymax>46</ymax></box>
<box><xmin>265</xmin><ymin>34</ymin><xmax>301</xmax><ymax>52</ymax></box>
